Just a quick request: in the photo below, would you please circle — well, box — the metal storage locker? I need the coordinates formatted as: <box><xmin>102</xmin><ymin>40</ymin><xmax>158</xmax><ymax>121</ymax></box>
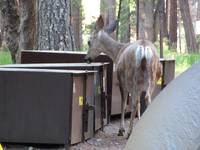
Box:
<box><xmin>20</xmin><ymin>50</ymin><xmax>113</xmax><ymax>123</ymax></box>
<box><xmin>70</xmin><ymin>73</ymin><xmax>96</xmax><ymax>144</ymax></box>
<box><xmin>0</xmin><ymin>68</ymin><xmax>96</xmax><ymax>147</ymax></box>
<box><xmin>1</xmin><ymin>63</ymin><xmax>109</xmax><ymax>130</ymax></box>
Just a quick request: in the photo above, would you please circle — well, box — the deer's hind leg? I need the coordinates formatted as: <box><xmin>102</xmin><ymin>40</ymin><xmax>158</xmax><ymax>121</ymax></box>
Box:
<box><xmin>145</xmin><ymin>81</ymin><xmax>155</xmax><ymax>107</ymax></box>
<box><xmin>118</xmin><ymin>79</ymin><xmax>128</xmax><ymax>136</ymax></box>
<box><xmin>137</xmin><ymin>100</ymin><xmax>141</xmax><ymax>120</ymax></box>
<box><xmin>127</xmin><ymin>89</ymin><xmax>139</xmax><ymax>138</ymax></box>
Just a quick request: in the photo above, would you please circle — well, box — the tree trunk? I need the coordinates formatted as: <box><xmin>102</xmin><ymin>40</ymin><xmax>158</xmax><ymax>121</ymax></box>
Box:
<box><xmin>71</xmin><ymin>0</ymin><xmax>82</xmax><ymax>50</ymax></box>
<box><xmin>101</xmin><ymin>0</ymin><xmax>116</xmax><ymax>25</ymax></box>
<box><xmin>100</xmin><ymin>0</ymin><xmax>116</xmax><ymax>39</ymax></box>
<box><xmin>153</xmin><ymin>0</ymin><xmax>168</xmax><ymax>42</ymax></box>
<box><xmin>107</xmin><ymin>0</ymin><xmax>116</xmax><ymax>25</ymax></box>
<box><xmin>19</xmin><ymin>0</ymin><xmax>36</xmax><ymax>51</ymax></box>
<box><xmin>1</xmin><ymin>0</ymin><xmax>19</xmax><ymax>62</ymax></box>
<box><xmin>169</xmin><ymin>0</ymin><xmax>177</xmax><ymax>49</ymax></box>
<box><xmin>197</xmin><ymin>0</ymin><xmax>200</xmax><ymax>35</ymax></box>
<box><xmin>177</xmin><ymin>3</ymin><xmax>182</xmax><ymax>53</ymax></box>
<box><xmin>116</xmin><ymin>0</ymin><xmax>122</xmax><ymax>40</ymax></box>
<box><xmin>36</xmin><ymin>0</ymin><xmax>75</xmax><ymax>51</ymax></box>
<box><xmin>188</xmin><ymin>0</ymin><xmax>197</xmax><ymax>29</ymax></box>
<box><xmin>138</xmin><ymin>0</ymin><xmax>154</xmax><ymax>41</ymax></box>
<box><xmin>0</xmin><ymin>12</ymin><xmax>3</xmax><ymax>47</ymax></box>
<box><xmin>100</xmin><ymin>0</ymin><xmax>108</xmax><ymax>23</ymax></box>
<box><xmin>179</xmin><ymin>0</ymin><xmax>197</xmax><ymax>53</ymax></box>
<box><xmin>165</xmin><ymin>0</ymin><xmax>169</xmax><ymax>34</ymax></box>
<box><xmin>163</xmin><ymin>0</ymin><xmax>169</xmax><ymax>38</ymax></box>
<box><xmin>159</xmin><ymin>0</ymin><xmax>164</xmax><ymax>58</ymax></box>
<box><xmin>198</xmin><ymin>0</ymin><xmax>200</xmax><ymax>20</ymax></box>
<box><xmin>153</xmin><ymin>1</ymin><xmax>159</xmax><ymax>42</ymax></box>
<box><xmin>119</xmin><ymin>0</ymin><xmax>130</xmax><ymax>43</ymax></box>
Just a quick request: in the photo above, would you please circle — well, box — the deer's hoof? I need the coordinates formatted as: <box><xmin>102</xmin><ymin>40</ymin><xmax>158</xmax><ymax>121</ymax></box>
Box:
<box><xmin>126</xmin><ymin>133</ymin><xmax>131</xmax><ymax>139</ymax></box>
<box><xmin>118</xmin><ymin>128</ymin><xmax>125</xmax><ymax>136</ymax></box>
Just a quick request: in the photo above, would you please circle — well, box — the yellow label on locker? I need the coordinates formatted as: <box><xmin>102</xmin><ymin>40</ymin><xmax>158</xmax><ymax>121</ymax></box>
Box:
<box><xmin>79</xmin><ymin>96</ymin><xmax>84</xmax><ymax>106</ymax></box>
<box><xmin>0</xmin><ymin>144</ymin><xmax>3</xmax><ymax>150</ymax></box>
<box><xmin>156</xmin><ymin>78</ymin><xmax>162</xmax><ymax>85</ymax></box>
<box><xmin>98</xmin><ymin>86</ymin><xmax>101</xmax><ymax>94</ymax></box>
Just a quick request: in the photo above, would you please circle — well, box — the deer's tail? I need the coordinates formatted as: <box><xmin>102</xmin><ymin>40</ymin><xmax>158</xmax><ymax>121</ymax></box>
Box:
<box><xmin>141</xmin><ymin>57</ymin><xmax>147</xmax><ymax>71</ymax></box>
<box><xmin>136</xmin><ymin>45</ymin><xmax>153</xmax><ymax>71</ymax></box>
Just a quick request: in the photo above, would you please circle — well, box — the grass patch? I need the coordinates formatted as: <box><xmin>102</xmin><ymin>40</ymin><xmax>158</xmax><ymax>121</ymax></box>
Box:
<box><xmin>156</xmin><ymin>40</ymin><xmax>200</xmax><ymax>77</ymax></box>
<box><xmin>0</xmin><ymin>51</ymin><xmax>12</xmax><ymax>65</ymax></box>
<box><xmin>174</xmin><ymin>54</ymin><xmax>200</xmax><ymax>76</ymax></box>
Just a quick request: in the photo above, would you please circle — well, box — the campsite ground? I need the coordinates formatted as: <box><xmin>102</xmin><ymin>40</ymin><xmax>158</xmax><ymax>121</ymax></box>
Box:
<box><xmin>70</xmin><ymin>117</ymin><xmax>138</xmax><ymax>150</ymax></box>
<box><xmin>3</xmin><ymin>117</ymin><xmax>138</xmax><ymax>150</ymax></box>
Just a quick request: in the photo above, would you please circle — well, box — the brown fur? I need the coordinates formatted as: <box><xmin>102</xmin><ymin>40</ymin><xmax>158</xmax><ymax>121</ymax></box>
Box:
<box><xmin>85</xmin><ymin>15</ymin><xmax>162</xmax><ymax>138</ymax></box>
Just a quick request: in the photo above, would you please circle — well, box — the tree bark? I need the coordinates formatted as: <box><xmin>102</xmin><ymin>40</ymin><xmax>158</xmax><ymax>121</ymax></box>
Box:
<box><xmin>179</xmin><ymin>0</ymin><xmax>197</xmax><ymax>53</ymax></box>
<box><xmin>1</xmin><ymin>0</ymin><xmax>19</xmax><ymax>62</ymax></box>
<box><xmin>19</xmin><ymin>0</ymin><xmax>36</xmax><ymax>50</ymax></box>
<box><xmin>153</xmin><ymin>0</ymin><xmax>168</xmax><ymax>42</ymax></box>
<box><xmin>100</xmin><ymin>0</ymin><xmax>116</xmax><ymax>39</ymax></box>
<box><xmin>159</xmin><ymin>0</ymin><xmax>164</xmax><ymax>58</ymax></box>
<box><xmin>178</xmin><ymin>10</ymin><xmax>182</xmax><ymax>53</ymax></box>
<box><xmin>101</xmin><ymin>0</ymin><xmax>116</xmax><ymax>25</ymax></box>
<box><xmin>71</xmin><ymin>0</ymin><xmax>82</xmax><ymax>50</ymax></box>
<box><xmin>119</xmin><ymin>0</ymin><xmax>130</xmax><ymax>43</ymax></box>
<box><xmin>197</xmin><ymin>0</ymin><xmax>200</xmax><ymax>20</ymax></box>
<box><xmin>36</xmin><ymin>0</ymin><xmax>75</xmax><ymax>51</ymax></box>
<box><xmin>169</xmin><ymin>0</ymin><xmax>177</xmax><ymax>49</ymax></box>
<box><xmin>116</xmin><ymin>0</ymin><xmax>122</xmax><ymax>40</ymax></box>
<box><xmin>0</xmin><ymin>12</ymin><xmax>3</xmax><ymax>47</ymax></box>
<box><xmin>107</xmin><ymin>0</ymin><xmax>116</xmax><ymax>25</ymax></box>
<box><xmin>138</xmin><ymin>0</ymin><xmax>154</xmax><ymax>41</ymax></box>
<box><xmin>163</xmin><ymin>0</ymin><xmax>169</xmax><ymax>38</ymax></box>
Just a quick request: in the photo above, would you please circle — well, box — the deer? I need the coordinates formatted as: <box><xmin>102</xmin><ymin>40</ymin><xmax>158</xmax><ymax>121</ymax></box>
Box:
<box><xmin>85</xmin><ymin>15</ymin><xmax>162</xmax><ymax>138</ymax></box>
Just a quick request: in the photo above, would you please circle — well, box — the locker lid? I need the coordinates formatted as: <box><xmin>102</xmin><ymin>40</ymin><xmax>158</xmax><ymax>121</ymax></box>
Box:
<box><xmin>0</xmin><ymin>62</ymin><xmax>109</xmax><ymax>68</ymax></box>
<box><xmin>0</xmin><ymin>68</ymin><xmax>97</xmax><ymax>74</ymax></box>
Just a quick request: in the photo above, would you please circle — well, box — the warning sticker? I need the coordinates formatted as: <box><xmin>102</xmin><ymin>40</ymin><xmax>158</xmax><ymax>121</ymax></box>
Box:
<box><xmin>157</xmin><ymin>78</ymin><xmax>162</xmax><ymax>85</ymax></box>
<box><xmin>79</xmin><ymin>96</ymin><xmax>84</xmax><ymax>106</ymax></box>
<box><xmin>0</xmin><ymin>144</ymin><xmax>3</xmax><ymax>150</ymax></box>
<box><xmin>98</xmin><ymin>86</ymin><xmax>101</xmax><ymax>94</ymax></box>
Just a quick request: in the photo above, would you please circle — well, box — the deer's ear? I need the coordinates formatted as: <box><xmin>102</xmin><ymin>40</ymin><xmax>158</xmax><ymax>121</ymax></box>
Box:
<box><xmin>104</xmin><ymin>20</ymin><xmax>118</xmax><ymax>34</ymax></box>
<box><xmin>95</xmin><ymin>15</ymin><xmax>104</xmax><ymax>31</ymax></box>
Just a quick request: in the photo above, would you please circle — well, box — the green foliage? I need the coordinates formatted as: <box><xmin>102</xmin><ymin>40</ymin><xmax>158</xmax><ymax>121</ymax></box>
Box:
<box><xmin>155</xmin><ymin>39</ymin><xmax>200</xmax><ymax>76</ymax></box>
<box><xmin>100</xmin><ymin>0</ymin><xmax>108</xmax><ymax>13</ymax></box>
<box><xmin>0</xmin><ymin>0</ymin><xmax>2</xmax><ymax>10</ymax></box>
<box><xmin>0</xmin><ymin>51</ymin><xmax>12</xmax><ymax>65</ymax></box>
<box><xmin>84</xmin><ymin>21</ymin><xmax>95</xmax><ymax>35</ymax></box>
<box><xmin>196</xmin><ymin>35</ymin><xmax>200</xmax><ymax>50</ymax></box>
<box><xmin>71</xmin><ymin>0</ymin><xmax>81</xmax><ymax>7</ymax></box>
<box><xmin>81</xmin><ymin>21</ymin><xmax>95</xmax><ymax>51</ymax></box>
<box><xmin>175</xmin><ymin>54</ymin><xmax>200</xmax><ymax>75</ymax></box>
<box><xmin>118</xmin><ymin>0</ymin><xmax>136</xmax><ymax>42</ymax></box>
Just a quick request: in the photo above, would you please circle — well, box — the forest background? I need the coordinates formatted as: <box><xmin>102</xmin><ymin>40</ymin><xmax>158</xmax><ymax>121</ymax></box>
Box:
<box><xmin>0</xmin><ymin>0</ymin><xmax>200</xmax><ymax>76</ymax></box>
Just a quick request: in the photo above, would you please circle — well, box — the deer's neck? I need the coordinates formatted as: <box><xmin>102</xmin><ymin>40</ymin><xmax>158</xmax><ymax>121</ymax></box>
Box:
<box><xmin>98</xmin><ymin>31</ymin><xmax>125</xmax><ymax>62</ymax></box>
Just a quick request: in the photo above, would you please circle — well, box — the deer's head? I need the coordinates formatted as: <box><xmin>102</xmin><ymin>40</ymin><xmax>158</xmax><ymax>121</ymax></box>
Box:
<box><xmin>85</xmin><ymin>15</ymin><xmax>117</xmax><ymax>63</ymax></box>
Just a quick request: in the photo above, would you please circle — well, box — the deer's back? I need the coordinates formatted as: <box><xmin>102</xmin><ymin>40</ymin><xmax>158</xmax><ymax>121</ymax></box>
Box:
<box><xmin>116</xmin><ymin>40</ymin><xmax>160</xmax><ymax>92</ymax></box>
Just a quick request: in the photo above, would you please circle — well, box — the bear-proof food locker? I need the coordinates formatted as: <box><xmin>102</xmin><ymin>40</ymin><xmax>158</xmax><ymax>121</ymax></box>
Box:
<box><xmin>0</xmin><ymin>68</ymin><xmax>97</xmax><ymax>147</ymax></box>
<box><xmin>20</xmin><ymin>50</ymin><xmax>113</xmax><ymax>122</ymax></box>
<box><xmin>0</xmin><ymin>63</ymin><xmax>109</xmax><ymax>130</ymax></box>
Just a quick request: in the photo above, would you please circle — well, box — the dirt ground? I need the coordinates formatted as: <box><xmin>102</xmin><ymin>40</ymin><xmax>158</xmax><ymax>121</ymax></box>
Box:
<box><xmin>70</xmin><ymin>117</ymin><xmax>138</xmax><ymax>150</ymax></box>
<box><xmin>2</xmin><ymin>117</ymin><xmax>137</xmax><ymax>150</ymax></box>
